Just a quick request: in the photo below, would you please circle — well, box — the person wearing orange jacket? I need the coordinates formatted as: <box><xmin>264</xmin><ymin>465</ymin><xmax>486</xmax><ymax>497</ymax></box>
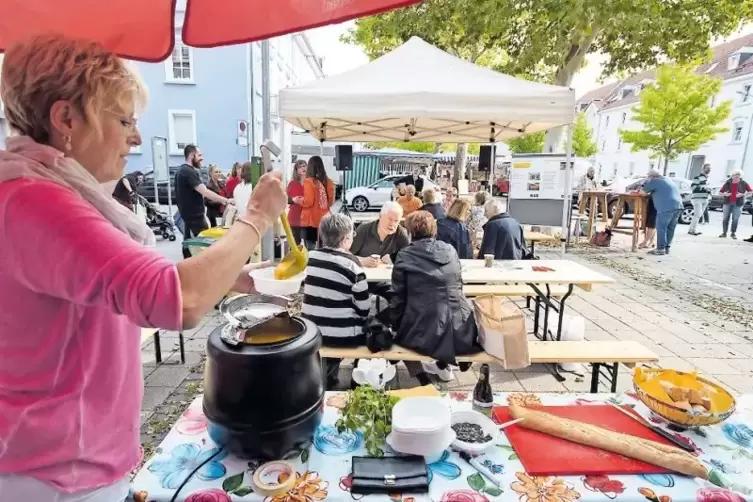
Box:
<box><xmin>301</xmin><ymin>155</ymin><xmax>335</xmax><ymax>249</ymax></box>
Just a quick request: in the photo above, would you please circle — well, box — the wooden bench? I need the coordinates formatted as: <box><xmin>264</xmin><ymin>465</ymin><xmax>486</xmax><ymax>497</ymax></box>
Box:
<box><xmin>320</xmin><ymin>340</ymin><xmax>658</xmax><ymax>393</ymax></box>
<box><xmin>141</xmin><ymin>327</ymin><xmax>185</xmax><ymax>364</ymax></box>
<box><xmin>462</xmin><ymin>284</ymin><xmax>570</xmax><ymax>297</ymax></box>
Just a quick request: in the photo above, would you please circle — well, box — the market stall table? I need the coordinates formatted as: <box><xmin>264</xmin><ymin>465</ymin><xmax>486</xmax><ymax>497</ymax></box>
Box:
<box><xmin>609</xmin><ymin>193</ymin><xmax>648</xmax><ymax>252</ymax></box>
<box><xmin>578</xmin><ymin>190</ymin><xmax>610</xmax><ymax>240</ymax></box>
<box><xmin>130</xmin><ymin>391</ymin><xmax>753</xmax><ymax>502</ymax></box>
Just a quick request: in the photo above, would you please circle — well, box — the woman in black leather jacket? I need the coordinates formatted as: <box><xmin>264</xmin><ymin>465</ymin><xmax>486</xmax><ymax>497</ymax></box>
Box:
<box><xmin>391</xmin><ymin>210</ymin><xmax>480</xmax><ymax>384</ymax></box>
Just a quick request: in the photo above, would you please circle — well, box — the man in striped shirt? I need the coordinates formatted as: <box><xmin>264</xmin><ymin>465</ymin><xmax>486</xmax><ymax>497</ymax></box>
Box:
<box><xmin>689</xmin><ymin>163</ymin><xmax>712</xmax><ymax>236</ymax></box>
<box><xmin>302</xmin><ymin>213</ymin><xmax>371</xmax><ymax>388</ymax></box>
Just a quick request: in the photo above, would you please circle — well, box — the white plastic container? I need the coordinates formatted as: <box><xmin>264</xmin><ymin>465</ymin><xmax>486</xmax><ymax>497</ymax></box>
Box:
<box><xmin>249</xmin><ymin>268</ymin><xmax>305</xmax><ymax>296</ymax></box>
<box><xmin>388</xmin><ymin>397</ymin><xmax>454</xmax><ymax>459</ymax></box>
<box><xmin>450</xmin><ymin>410</ymin><xmax>499</xmax><ymax>455</ymax></box>
<box><xmin>392</xmin><ymin>397</ymin><xmax>451</xmax><ymax>434</ymax></box>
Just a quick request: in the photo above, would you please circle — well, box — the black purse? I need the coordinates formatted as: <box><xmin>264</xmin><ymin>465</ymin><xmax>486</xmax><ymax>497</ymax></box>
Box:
<box><xmin>351</xmin><ymin>456</ymin><xmax>429</xmax><ymax>495</ymax></box>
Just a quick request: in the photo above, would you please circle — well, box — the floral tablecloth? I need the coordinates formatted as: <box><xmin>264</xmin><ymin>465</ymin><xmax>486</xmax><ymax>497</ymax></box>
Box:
<box><xmin>130</xmin><ymin>392</ymin><xmax>753</xmax><ymax>502</ymax></box>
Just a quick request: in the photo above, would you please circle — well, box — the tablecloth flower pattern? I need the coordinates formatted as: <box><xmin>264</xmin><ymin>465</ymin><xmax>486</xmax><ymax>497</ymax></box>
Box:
<box><xmin>131</xmin><ymin>392</ymin><xmax>753</xmax><ymax>502</ymax></box>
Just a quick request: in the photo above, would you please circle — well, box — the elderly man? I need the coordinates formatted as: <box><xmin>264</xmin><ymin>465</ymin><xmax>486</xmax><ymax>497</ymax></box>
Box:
<box><xmin>302</xmin><ymin>213</ymin><xmax>371</xmax><ymax>389</ymax></box>
<box><xmin>394</xmin><ymin>168</ymin><xmax>425</xmax><ymax>194</ymax></box>
<box><xmin>351</xmin><ymin>201</ymin><xmax>410</xmax><ymax>267</ymax></box>
<box><xmin>478</xmin><ymin>199</ymin><xmax>526</xmax><ymax>260</ymax></box>
<box><xmin>397</xmin><ymin>184</ymin><xmax>423</xmax><ymax>216</ymax></box>
<box><xmin>578</xmin><ymin>166</ymin><xmax>599</xmax><ymax>191</ymax></box>
<box><xmin>421</xmin><ymin>188</ymin><xmax>446</xmax><ymax>220</ymax></box>
<box><xmin>641</xmin><ymin>169</ymin><xmax>682</xmax><ymax>255</ymax></box>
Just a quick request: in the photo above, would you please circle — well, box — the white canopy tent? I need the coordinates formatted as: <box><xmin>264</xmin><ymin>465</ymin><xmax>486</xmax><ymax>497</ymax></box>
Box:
<box><xmin>280</xmin><ymin>36</ymin><xmax>577</xmax><ymax>253</ymax></box>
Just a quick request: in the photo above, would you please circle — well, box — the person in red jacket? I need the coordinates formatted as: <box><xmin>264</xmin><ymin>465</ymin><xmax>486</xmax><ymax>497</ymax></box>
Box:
<box><xmin>287</xmin><ymin>159</ymin><xmax>307</xmax><ymax>245</ymax></box>
<box><xmin>224</xmin><ymin>162</ymin><xmax>241</xmax><ymax>206</ymax></box>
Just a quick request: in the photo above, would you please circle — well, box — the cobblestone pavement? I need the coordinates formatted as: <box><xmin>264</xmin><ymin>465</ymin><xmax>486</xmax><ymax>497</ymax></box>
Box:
<box><xmin>138</xmin><ymin>211</ymin><xmax>753</xmax><ymax>461</ymax></box>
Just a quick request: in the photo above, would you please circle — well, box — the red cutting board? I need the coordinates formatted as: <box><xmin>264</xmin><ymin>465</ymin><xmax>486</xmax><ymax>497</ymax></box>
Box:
<box><xmin>493</xmin><ymin>405</ymin><xmax>674</xmax><ymax>476</ymax></box>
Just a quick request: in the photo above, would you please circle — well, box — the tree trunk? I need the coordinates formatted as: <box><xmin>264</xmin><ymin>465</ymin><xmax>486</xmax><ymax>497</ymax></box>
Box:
<box><xmin>663</xmin><ymin>156</ymin><xmax>669</xmax><ymax>176</ymax></box>
<box><xmin>543</xmin><ymin>26</ymin><xmax>601</xmax><ymax>153</ymax></box>
<box><xmin>454</xmin><ymin>143</ymin><xmax>468</xmax><ymax>189</ymax></box>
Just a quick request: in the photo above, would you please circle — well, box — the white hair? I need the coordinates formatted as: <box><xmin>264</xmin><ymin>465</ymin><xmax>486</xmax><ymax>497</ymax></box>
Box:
<box><xmin>319</xmin><ymin>213</ymin><xmax>353</xmax><ymax>248</ymax></box>
<box><xmin>381</xmin><ymin>201</ymin><xmax>404</xmax><ymax>217</ymax></box>
<box><xmin>731</xmin><ymin>169</ymin><xmax>744</xmax><ymax>177</ymax></box>
<box><xmin>647</xmin><ymin>169</ymin><xmax>662</xmax><ymax>178</ymax></box>
<box><xmin>484</xmin><ymin>199</ymin><xmax>504</xmax><ymax>216</ymax></box>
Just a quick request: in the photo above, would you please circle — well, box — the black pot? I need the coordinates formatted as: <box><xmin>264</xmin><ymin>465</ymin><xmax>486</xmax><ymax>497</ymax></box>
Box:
<box><xmin>203</xmin><ymin>299</ymin><xmax>323</xmax><ymax>460</ymax></box>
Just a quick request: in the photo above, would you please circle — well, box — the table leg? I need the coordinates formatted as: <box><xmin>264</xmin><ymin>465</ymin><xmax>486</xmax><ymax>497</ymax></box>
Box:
<box><xmin>555</xmin><ymin>284</ymin><xmax>574</xmax><ymax>341</ymax></box>
<box><xmin>153</xmin><ymin>331</ymin><xmax>162</xmax><ymax>364</ymax></box>
<box><xmin>179</xmin><ymin>332</ymin><xmax>186</xmax><ymax>364</ymax></box>
<box><xmin>530</xmin><ymin>241</ymin><xmax>536</xmax><ymax>256</ymax></box>
<box><xmin>589</xmin><ymin>362</ymin><xmax>620</xmax><ymax>393</ymax></box>
<box><xmin>600</xmin><ymin>194</ymin><xmax>609</xmax><ymax>222</ymax></box>
<box><xmin>588</xmin><ymin>196</ymin><xmax>597</xmax><ymax>240</ymax></box>
<box><xmin>590</xmin><ymin>363</ymin><xmax>601</xmax><ymax>393</ymax></box>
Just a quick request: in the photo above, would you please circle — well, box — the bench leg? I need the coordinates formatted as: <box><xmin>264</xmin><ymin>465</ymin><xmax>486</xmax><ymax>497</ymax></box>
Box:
<box><xmin>153</xmin><ymin>332</ymin><xmax>162</xmax><ymax>364</ymax></box>
<box><xmin>532</xmin><ymin>296</ymin><xmax>541</xmax><ymax>338</ymax></box>
<box><xmin>554</xmin><ymin>284</ymin><xmax>574</xmax><ymax>341</ymax></box>
<box><xmin>590</xmin><ymin>363</ymin><xmax>620</xmax><ymax>393</ymax></box>
<box><xmin>179</xmin><ymin>332</ymin><xmax>186</xmax><ymax>364</ymax></box>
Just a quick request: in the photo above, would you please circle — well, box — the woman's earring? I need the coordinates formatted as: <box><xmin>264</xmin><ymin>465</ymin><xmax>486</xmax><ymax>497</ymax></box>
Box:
<box><xmin>64</xmin><ymin>135</ymin><xmax>72</xmax><ymax>152</ymax></box>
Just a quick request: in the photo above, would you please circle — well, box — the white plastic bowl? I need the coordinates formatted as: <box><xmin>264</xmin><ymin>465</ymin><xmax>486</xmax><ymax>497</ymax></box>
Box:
<box><xmin>392</xmin><ymin>397</ymin><xmax>451</xmax><ymax>434</ymax></box>
<box><xmin>386</xmin><ymin>428</ymin><xmax>455</xmax><ymax>461</ymax></box>
<box><xmin>450</xmin><ymin>410</ymin><xmax>499</xmax><ymax>455</ymax></box>
<box><xmin>249</xmin><ymin>267</ymin><xmax>305</xmax><ymax>296</ymax></box>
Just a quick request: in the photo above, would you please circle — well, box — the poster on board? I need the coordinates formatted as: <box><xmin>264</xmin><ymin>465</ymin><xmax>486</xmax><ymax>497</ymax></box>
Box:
<box><xmin>508</xmin><ymin>156</ymin><xmax>572</xmax><ymax>200</ymax></box>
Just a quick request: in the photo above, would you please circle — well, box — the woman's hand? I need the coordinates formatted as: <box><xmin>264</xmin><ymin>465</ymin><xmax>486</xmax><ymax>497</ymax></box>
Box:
<box><xmin>246</xmin><ymin>171</ymin><xmax>287</xmax><ymax>226</ymax></box>
<box><xmin>380</xmin><ymin>255</ymin><xmax>392</xmax><ymax>265</ymax></box>
<box><xmin>293</xmin><ymin>196</ymin><xmax>304</xmax><ymax>205</ymax></box>
<box><xmin>232</xmin><ymin>261</ymin><xmax>272</xmax><ymax>294</ymax></box>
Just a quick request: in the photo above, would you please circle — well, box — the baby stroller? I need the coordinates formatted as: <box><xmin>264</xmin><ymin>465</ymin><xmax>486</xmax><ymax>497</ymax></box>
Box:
<box><xmin>134</xmin><ymin>194</ymin><xmax>177</xmax><ymax>241</ymax></box>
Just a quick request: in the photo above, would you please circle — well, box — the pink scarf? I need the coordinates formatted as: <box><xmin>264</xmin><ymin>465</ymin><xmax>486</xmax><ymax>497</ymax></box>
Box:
<box><xmin>0</xmin><ymin>136</ymin><xmax>154</xmax><ymax>245</ymax></box>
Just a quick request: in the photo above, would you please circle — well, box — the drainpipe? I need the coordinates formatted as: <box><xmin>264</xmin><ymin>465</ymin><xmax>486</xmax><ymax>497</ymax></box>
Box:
<box><xmin>246</xmin><ymin>43</ymin><xmax>256</xmax><ymax>159</ymax></box>
<box><xmin>260</xmin><ymin>39</ymin><xmax>274</xmax><ymax>261</ymax></box>
<box><xmin>740</xmin><ymin>112</ymin><xmax>753</xmax><ymax>175</ymax></box>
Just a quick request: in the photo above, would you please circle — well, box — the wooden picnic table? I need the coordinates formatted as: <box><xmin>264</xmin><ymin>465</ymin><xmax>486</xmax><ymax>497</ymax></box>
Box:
<box><xmin>365</xmin><ymin>259</ymin><xmax>614</xmax><ymax>352</ymax></box>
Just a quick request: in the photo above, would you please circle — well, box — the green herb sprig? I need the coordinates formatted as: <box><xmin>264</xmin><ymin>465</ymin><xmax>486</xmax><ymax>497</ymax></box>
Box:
<box><xmin>335</xmin><ymin>385</ymin><xmax>400</xmax><ymax>456</ymax></box>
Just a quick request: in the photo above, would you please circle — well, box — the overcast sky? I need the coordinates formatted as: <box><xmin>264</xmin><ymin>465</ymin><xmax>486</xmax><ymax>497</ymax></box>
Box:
<box><xmin>305</xmin><ymin>21</ymin><xmax>753</xmax><ymax>99</ymax></box>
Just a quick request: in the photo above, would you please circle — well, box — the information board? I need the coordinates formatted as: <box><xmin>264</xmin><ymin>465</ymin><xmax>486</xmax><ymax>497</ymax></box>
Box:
<box><xmin>508</xmin><ymin>157</ymin><xmax>572</xmax><ymax>201</ymax></box>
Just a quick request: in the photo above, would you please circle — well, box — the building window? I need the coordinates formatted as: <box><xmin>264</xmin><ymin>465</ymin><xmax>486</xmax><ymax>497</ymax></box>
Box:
<box><xmin>165</xmin><ymin>42</ymin><xmax>194</xmax><ymax>83</ymax></box>
<box><xmin>727</xmin><ymin>159</ymin><xmax>737</xmax><ymax>174</ymax></box>
<box><xmin>742</xmin><ymin>84</ymin><xmax>752</xmax><ymax>104</ymax></box>
<box><xmin>601</xmin><ymin>140</ymin><xmax>606</xmax><ymax>151</ymax></box>
<box><xmin>729</xmin><ymin>54</ymin><xmax>741</xmax><ymax>71</ymax></box>
<box><xmin>617</xmin><ymin>138</ymin><xmax>622</xmax><ymax>151</ymax></box>
<box><xmin>710</xmin><ymin>95</ymin><xmax>716</xmax><ymax>108</ymax></box>
<box><xmin>628</xmin><ymin>162</ymin><xmax>635</xmax><ymax>176</ymax></box>
<box><xmin>621</xmin><ymin>112</ymin><xmax>626</xmax><ymax>124</ymax></box>
<box><xmin>612</xmin><ymin>163</ymin><xmax>618</xmax><ymax>176</ymax></box>
<box><xmin>168</xmin><ymin>110</ymin><xmax>197</xmax><ymax>155</ymax></box>
<box><xmin>605</xmin><ymin>116</ymin><xmax>610</xmax><ymax>127</ymax></box>
<box><xmin>732</xmin><ymin>120</ymin><xmax>745</xmax><ymax>143</ymax></box>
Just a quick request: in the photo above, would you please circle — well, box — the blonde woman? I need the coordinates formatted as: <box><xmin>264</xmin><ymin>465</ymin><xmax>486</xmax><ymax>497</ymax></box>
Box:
<box><xmin>466</xmin><ymin>191</ymin><xmax>489</xmax><ymax>248</ymax></box>
<box><xmin>437</xmin><ymin>199</ymin><xmax>474</xmax><ymax>258</ymax></box>
<box><xmin>0</xmin><ymin>35</ymin><xmax>287</xmax><ymax>499</ymax></box>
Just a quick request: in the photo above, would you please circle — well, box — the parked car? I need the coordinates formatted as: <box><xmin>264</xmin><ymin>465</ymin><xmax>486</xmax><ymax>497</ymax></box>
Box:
<box><xmin>346</xmin><ymin>175</ymin><xmax>442</xmax><ymax>212</ymax></box>
<box><xmin>709</xmin><ymin>186</ymin><xmax>753</xmax><ymax>214</ymax></box>
<box><xmin>607</xmin><ymin>177</ymin><xmax>695</xmax><ymax>225</ymax></box>
<box><xmin>136</xmin><ymin>166</ymin><xmax>208</xmax><ymax>205</ymax></box>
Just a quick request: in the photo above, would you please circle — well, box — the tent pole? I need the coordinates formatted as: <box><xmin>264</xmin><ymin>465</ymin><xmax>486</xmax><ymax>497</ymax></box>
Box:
<box><xmin>260</xmin><ymin>39</ymin><xmax>275</xmax><ymax>261</ymax></box>
<box><xmin>560</xmin><ymin>124</ymin><xmax>575</xmax><ymax>258</ymax></box>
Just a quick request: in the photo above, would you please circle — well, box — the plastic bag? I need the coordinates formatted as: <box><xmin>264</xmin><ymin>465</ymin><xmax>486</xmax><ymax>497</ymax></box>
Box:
<box><xmin>473</xmin><ymin>296</ymin><xmax>530</xmax><ymax>369</ymax></box>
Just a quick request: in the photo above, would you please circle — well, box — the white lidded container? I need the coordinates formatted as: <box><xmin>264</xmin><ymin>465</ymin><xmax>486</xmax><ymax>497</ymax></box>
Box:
<box><xmin>387</xmin><ymin>397</ymin><xmax>454</xmax><ymax>461</ymax></box>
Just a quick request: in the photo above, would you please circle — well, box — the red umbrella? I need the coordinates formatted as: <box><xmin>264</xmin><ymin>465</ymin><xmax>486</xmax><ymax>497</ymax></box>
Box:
<box><xmin>0</xmin><ymin>0</ymin><xmax>420</xmax><ymax>62</ymax></box>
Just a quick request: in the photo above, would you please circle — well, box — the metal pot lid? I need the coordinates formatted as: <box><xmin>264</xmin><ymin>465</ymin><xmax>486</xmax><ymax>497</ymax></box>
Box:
<box><xmin>218</xmin><ymin>294</ymin><xmax>292</xmax><ymax>346</ymax></box>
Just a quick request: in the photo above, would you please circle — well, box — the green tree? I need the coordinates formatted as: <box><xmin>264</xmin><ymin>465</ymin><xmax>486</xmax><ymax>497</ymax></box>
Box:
<box><xmin>343</xmin><ymin>0</ymin><xmax>751</xmax><ymax>151</ymax></box>
<box><xmin>572</xmin><ymin>112</ymin><xmax>597</xmax><ymax>158</ymax></box>
<box><xmin>618</xmin><ymin>64</ymin><xmax>731</xmax><ymax>175</ymax></box>
<box><xmin>506</xmin><ymin>132</ymin><xmax>545</xmax><ymax>154</ymax></box>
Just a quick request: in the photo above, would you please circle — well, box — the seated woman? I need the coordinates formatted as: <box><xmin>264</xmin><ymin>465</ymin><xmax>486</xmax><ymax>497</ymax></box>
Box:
<box><xmin>437</xmin><ymin>198</ymin><xmax>473</xmax><ymax>259</ymax></box>
<box><xmin>302</xmin><ymin>213</ymin><xmax>371</xmax><ymax>389</ymax></box>
<box><xmin>391</xmin><ymin>210</ymin><xmax>480</xmax><ymax>384</ymax></box>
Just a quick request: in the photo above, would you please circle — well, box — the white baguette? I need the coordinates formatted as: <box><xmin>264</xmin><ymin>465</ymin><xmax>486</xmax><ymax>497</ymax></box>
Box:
<box><xmin>509</xmin><ymin>404</ymin><xmax>708</xmax><ymax>479</ymax></box>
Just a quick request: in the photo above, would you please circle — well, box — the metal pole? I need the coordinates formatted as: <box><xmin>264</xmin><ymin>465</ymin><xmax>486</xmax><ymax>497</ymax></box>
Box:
<box><xmin>261</xmin><ymin>39</ymin><xmax>274</xmax><ymax>261</ymax></box>
<box><xmin>561</xmin><ymin>125</ymin><xmax>575</xmax><ymax>257</ymax></box>
<box><xmin>246</xmin><ymin>43</ymin><xmax>255</xmax><ymax>160</ymax></box>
